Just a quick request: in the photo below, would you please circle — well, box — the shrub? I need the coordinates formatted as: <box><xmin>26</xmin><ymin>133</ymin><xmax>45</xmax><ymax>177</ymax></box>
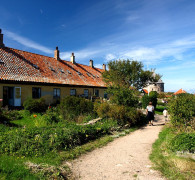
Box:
<box><xmin>149</xmin><ymin>91</ymin><xmax>158</xmax><ymax>108</ymax></box>
<box><xmin>0</xmin><ymin>108</ymin><xmax>8</xmax><ymax>123</ymax></box>
<box><xmin>158</xmin><ymin>92</ymin><xmax>166</xmax><ymax>99</ymax></box>
<box><xmin>142</xmin><ymin>95</ymin><xmax>150</xmax><ymax>109</ymax></box>
<box><xmin>2</xmin><ymin>110</ymin><xmax>23</xmax><ymax>121</ymax></box>
<box><xmin>96</xmin><ymin>102</ymin><xmax>110</xmax><ymax>119</ymax></box>
<box><xmin>23</xmin><ymin>98</ymin><xmax>47</xmax><ymax>113</ymax></box>
<box><xmin>142</xmin><ymin>91</ymin><xmax>158</xmax><ymax>109</ymax></box>
<box><xmin>169</xmin><ymin>133</ymin><xmax>195</xmax><ymax>153</ymax></box>
<box><xmin>42</xmin><ymin>107</ymin><xmax>61</xmax><ymax>124</ymax></box>
<box><xmin>96</xmin><ymin>102</ymin><xmax>147</xmax><ymax>126</ymax></box>
<box><xmin>59</xmin><ymin>96</ymin><xmax>94</xmax><ymax>121</ymax></box>
<box><xmin>109</xmin><ymin>105</ymin><xmax>130</xmax><ymax>125</ymax></box>
<box><xmin>169</xmin><ymin>93</ymin><xmax>195</xmax><ymax>130</ymax></box>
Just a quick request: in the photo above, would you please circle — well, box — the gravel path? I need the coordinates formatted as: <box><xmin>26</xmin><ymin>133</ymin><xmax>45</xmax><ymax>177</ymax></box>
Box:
<box><xmin>70</xmin><ymin>115</ymin><xmax>166</xmax><ymax>180</ymax></box>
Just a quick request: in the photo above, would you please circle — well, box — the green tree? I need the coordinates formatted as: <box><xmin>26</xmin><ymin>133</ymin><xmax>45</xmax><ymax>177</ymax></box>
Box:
<box><xmin>107</xmin><ymin>86</ymin><xmax>138</xmax><ymax>107</ymax></box>
<box><xmin>103</xmin><ymin>60</ymin><xmax>161</xmax><ymax>90</ymax></box>
<box><xmin>103</xmin><ymin>60</ymin><xmax>161</xmax><ymax>107</ymax></box>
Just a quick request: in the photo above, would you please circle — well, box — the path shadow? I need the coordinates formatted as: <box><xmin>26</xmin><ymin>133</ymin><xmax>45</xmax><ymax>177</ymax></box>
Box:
<box><xmin>152</xmin><ymin>123</ymin><xmax>165</xmax><ymax>126</ymax></box>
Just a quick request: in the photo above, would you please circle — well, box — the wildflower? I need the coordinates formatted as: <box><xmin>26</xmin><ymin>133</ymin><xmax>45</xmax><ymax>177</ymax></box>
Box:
<box><xmin>33</xmin><ymin>114</ymin><xmax>37</xmax><ymax>118</ymax></box>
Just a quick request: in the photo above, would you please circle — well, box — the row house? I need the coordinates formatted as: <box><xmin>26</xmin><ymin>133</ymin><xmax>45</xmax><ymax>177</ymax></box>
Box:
<box><xmin>0</xmin><ymin>29</ymin><xmax>107</xmax><ymax>107</ymax></box>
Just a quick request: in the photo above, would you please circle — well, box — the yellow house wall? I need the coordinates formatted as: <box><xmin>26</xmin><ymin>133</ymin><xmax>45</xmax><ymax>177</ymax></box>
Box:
<box><xmin>0</xmin><ymin>83</ymin><xmax>107</xmax><ymax>106</ymax></box>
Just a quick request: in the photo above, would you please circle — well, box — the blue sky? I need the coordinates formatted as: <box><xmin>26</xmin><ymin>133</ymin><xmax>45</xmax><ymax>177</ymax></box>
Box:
<box><xmin>1</xmin><ymin>0</ymin><xmax>195</xmax><ymax>93</ymax></box>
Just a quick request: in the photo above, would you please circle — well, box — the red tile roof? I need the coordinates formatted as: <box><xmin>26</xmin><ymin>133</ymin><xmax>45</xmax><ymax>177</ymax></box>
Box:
<box><xmin>174</xmin><ymin>88</ymin><xmax>187</xmax><ymax>95</ymax></box>
<box><xmin>142</xmin><ymin>89</ymin><xmax>148</xmax><ymax>94</ymax></box>
<box><xmin>0</xmin><ymin>47</ymin><xmax>106</xmax><ymax>87</ymax></box>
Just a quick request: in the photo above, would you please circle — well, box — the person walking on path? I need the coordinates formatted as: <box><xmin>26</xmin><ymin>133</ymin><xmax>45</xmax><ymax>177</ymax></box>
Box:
<box><xmin>146</xmin><ymin>101</ymin><xmax>155</xmax><ymax>126</ymax></box>
<box><xmin>163</xmin><ymin>108</ymin><xmax>168</xmax><ymax>124</ymax></box>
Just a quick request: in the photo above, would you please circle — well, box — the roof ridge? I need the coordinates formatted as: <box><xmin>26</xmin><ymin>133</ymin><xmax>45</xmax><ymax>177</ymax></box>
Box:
<box><xmin>5</xmin><ymin>47</ymin><xmax>104</xmax><ymax>70</ymax></box>
<box><xmin>6</xmin><ymin>46</ymin><xmax>54</xmax><ymax>59</ymax></box>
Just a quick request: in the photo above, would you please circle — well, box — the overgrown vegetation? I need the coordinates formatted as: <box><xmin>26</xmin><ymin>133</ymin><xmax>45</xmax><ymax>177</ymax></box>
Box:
<box><xmin>59</xmin><ymin>96</ymin><xmax>95</xmax><ymax>122</ymax></box>
<box><xmin>169</xmin><ymin>93</ymin><xmax>195</xmax><ymax>131</ymax></box>
<box><xmin>0</xmin><ymin>92</ymin><xmax>148</xmax><ymax>179</ymax></box>
<box><xmin>150</xmin><ymin>127</ymin><xmax>195</xmax><ymax>180</ymax></box>
<box><xmin>95</xmin><ymin>101</ymin><xmax>146</xmax><ymax>126</ymax></box>
<box><xmin>151</xmin><ymin>93</ymin><xmax>195</xmax><ymax>179</ymax></box>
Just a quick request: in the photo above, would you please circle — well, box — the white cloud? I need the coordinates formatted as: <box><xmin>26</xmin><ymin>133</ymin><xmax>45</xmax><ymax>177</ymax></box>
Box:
<box><xmin>105</xmin><ymin>53</ymin><xmax>116</xmax><ymax>61</ymax></box>
<box><xmin>4</xmin><ymin>30</ymin><xmax>53</xmax><ymax>54</ymax></box>
<box><xmin>60</xmin><ymin>49</ymin><xmax>101</xmax><ymax>61</ymax></box>
<box><xmin>94</xmin><ymin>64</ymin><xmax>103</xmax><ymax>69</ymax></box>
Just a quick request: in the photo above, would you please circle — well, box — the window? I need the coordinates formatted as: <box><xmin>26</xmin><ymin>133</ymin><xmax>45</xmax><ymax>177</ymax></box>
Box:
<box><xmin>32</xmin><ymin>87</ymin><xmax>41</xmax><ymax>99</ymax></box>
<box><xmin>95</xmin><ymin>89</ymin><xmax>99</xmax><ymax>97</ymax></box>
<box><xmin>104</xmin><ymin>91</ymin><xmax>108</xmax><ymax>99</ymax></box>
<box><xmin>70</xmin><ymin>89</ymin><xmax>76</xmax><ymax>96</ymax></box>
<box><xmin>53</xmin><ymin>88</ymin><xmax>60</xmax><ymax>99</ymax></box>
<box><xmin>84</xmin><ymin>89</ymin><xmax>89</xmax><ymax>98</ymax></box>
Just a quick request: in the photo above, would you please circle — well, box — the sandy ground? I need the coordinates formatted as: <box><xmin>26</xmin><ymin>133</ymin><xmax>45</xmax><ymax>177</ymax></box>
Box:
<box><xmin>70</xmin><ymin>115</ymin><xmax>166</xmax><ymax>180</ymax></box>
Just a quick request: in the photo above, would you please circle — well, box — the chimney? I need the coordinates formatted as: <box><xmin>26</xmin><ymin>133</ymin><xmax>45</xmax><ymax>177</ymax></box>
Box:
<box><xmin>89</xmin><ymin>59</ymin><xmax>94</xmax><ymax>68</ymax></box>
<box><xmin>103</xmin><ymin>64</ymin><xmax>106</xmax><ymax>71</ymax></box>
<box><xmin>71</xmin><ymin>52</ymin><xmax>75</xmax><ymax>64</ymax></box>
<box><xmin>54</xmin><ymin>46</ymin><xmax>60</xmax><ymax>60</ymax></box>
<box><xmin>0</xmin><ymin>29</ymin><xmax>5</xmax><ymax>47</ymax></box>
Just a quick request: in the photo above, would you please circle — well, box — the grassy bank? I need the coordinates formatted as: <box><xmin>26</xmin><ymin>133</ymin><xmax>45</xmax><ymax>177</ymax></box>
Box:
<box><xmin>150</xmin><ymin>126</ymin><xmax>195</xmax><ymax>180</ymax></box>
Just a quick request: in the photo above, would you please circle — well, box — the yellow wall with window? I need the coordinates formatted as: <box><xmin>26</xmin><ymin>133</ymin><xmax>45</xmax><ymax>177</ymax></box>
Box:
<box><xmin>0</xmin><ymin>83</ymin><xmax>107</xmax><ymax>107</ymax></box>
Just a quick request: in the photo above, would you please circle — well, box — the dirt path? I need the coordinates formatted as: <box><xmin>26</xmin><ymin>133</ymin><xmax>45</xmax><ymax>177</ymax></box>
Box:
<box><xmin>70</xmin><ymin>115</ymin><xmax>166</xmax><ymax>180</ymax></box>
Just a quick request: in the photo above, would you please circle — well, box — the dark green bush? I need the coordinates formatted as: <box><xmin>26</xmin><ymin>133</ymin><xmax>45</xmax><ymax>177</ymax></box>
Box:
<box><xmin>142</xmin><ymin>91</ymin><xmax>158</xmax><ymax>109</ymax></box>
<box><xmin>149</xmin><ymin>91</ymin><xmax>158</xmax><ymax>108</ymax></box>
<box><xmin>23</xmin><ymin>98</ymin><xmax>47</xmax><ymax>113</ymax></box>
<box><xmin>59</xmin><ymin>96</ymin><xmax>94</xmax><ymax>121</ymax></box>
<box><xmin>142</xmin><ymin>95</ymin><xmax>150</xmax><ymax>109</ymax></box>
<box><xmin>169</xmin><ymin>93</ymin><xmax>195</xmax><ymax>130</ymax></box>
<box><xmin>170</xmin><ymin>133</ymin><xmax>195</xmax><ymax>153</ymax></box>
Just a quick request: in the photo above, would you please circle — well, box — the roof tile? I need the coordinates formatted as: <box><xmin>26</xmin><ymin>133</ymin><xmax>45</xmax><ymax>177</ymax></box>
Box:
<box><xmin>0</xmin><ymin>47</ymin><xmax>106</xmax><ymax>87</ymax></box>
